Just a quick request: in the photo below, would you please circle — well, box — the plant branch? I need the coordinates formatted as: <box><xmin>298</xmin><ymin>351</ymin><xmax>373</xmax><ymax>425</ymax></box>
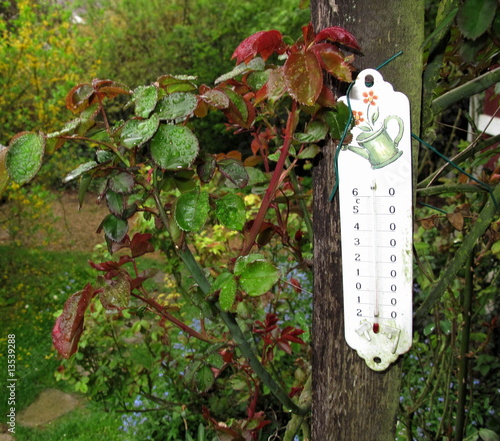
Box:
<box><xmin>431</xmin><ymin>67</ymin><xmax>500</xmax><ymax>114</ymax></box>
<box><xmin>414</xmin><ymin>184</ymin><xmax>500</xmax><ymax>324</ymax></box>
<box><xmin>240</xmin><ymin>101</ymin><xmax>298</xmax><ymax>256</ymax></box>
<box><xmin>151</xmin><ymin>178</ymin><xmax>308</xmax><ymax>415</ymax></box>
<box><xmin>454</xmin><ymin>250</ymin><xmax>474</xmax><ymax>441</ymax></box>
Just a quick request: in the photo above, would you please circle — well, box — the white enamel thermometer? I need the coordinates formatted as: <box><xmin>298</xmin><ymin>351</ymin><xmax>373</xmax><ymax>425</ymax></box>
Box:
<box><xmin>338</xmin><ymin>69</ymin><xmax>413</xmax><ymax>371</ymax></box>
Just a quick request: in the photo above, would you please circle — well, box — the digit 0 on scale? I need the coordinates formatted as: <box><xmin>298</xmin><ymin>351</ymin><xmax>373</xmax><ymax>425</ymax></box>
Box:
<box><xmin>338</xmin><ymin>69</ymin><xmax>413</xmax><ymax>371</ymax></box>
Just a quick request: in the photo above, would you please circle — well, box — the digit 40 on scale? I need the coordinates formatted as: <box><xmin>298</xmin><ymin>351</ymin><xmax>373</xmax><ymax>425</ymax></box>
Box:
<box><xmin>338</xmin><ymin>69</ymin><xmax>413</xmax><ymax>371</ymax></box>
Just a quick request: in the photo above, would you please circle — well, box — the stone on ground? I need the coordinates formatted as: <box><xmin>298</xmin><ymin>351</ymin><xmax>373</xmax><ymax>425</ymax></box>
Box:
<box><xmin>17</xmin><ymin>388</ymin><xmax>80</xmax><ymax>427</ymax></box>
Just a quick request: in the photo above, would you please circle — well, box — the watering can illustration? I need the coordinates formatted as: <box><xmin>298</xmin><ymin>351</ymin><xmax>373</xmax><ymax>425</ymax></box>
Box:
<box><xmin>344</xmin><ymin>115</ymin><xmax>404</xmax><ymax>169</ymax></box>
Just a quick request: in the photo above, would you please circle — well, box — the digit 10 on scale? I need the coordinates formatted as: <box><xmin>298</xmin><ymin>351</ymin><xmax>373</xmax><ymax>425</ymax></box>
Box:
<box><xmin>337</xmin><ymin>69</ymin><xmax>413</xmax><ymax>371</ymax></box>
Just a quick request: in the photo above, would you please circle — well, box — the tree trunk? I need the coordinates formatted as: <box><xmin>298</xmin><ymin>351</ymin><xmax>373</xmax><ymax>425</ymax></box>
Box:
<box><xmin>311</xmin><ymin>1</ymin><xmax>424</xmax><ymax>440</ymax></box>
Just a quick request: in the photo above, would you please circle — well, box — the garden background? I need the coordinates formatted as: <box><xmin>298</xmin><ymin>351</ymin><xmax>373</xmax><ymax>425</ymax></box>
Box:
<box><xmin>1</xmin><ymin>0</ymin><xmax>499</xmax><ymax>440</ymax></box>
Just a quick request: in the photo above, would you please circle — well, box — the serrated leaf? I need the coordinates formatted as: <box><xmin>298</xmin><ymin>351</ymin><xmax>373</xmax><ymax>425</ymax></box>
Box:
<box><xmin>52</xmin><ymin>284</ymin><xmax>94</xmax><ymax>359</ymax></box>
<box><xmin>156</xmin><ymin>92</ymin><xmax>198</xmax><ymax>121</ymax></box>
<box><xmin>78</xmin><ymin>173</ymin><xmax>93</xmax><ymax>209</ymax></box>
<box><xmin>323</xmin><ymin>102</ymin><xmax>353</xmax><ymax>139</ymax></box>
<box><xmin>315</xmin><ymin>26</ymin><xmax>361</xmax><ymax>52</ymax></box>
<box><xmin>312</xmin><ymin>43</ymin><xmax>354</xmax><ymax>82</ymax></box>
<box><xmin>212</xmin><ymin>272</ymin><xmax>237</xmax><ymax>311</ymax></box>
<box><xmin>195</xmin><ymin>364</ymin><xmax>215</xmax><ymax>392</ymax></box>
<box><xmin>297</xmin><ymin>144</ymin><xmax>321</xmax><ymax>159</ymax></box>
<box><xmin>150</xmin><ymin>124</ymin><xmax>199</xmax><ymax>170</ymax></box>
<box><xmin>66</xmin><ymin>83</ymin><xmax>94</xmax><ymax>113</ymax></box>
<box><xmin>197</xmin><ymin>153</ymin><xmax>217</xmax><ymax>183</ymax></box>
<box><xmin>98</xmin><ymin>272</ymin><xmax>131</xmax><ymax>310</ymax></box>
<box><xmin>295</xmin><ymin>120</ymin><xmax>329</xmax><ymax>143</ymax></box>
<box><xmin>157</xmin><ymin>74</ymin><xmax>198</xmax><ymax>94</ymax></box>
<box><xmin>215</xmin><ymin>57</ymin><xmax>265</xmax><ymax>84</ymax></box>
<box><xmin>215</xmin><ymin>193</ymin><xmax>246</xmax><ymax>230</ymax></box>
<box><xmin>284</xmin><ymin>51</ymin><xmax>323</xmax><ymax>106</ymax></box>
<box><xmin>206</xmin><ymin>353</ymin><xmax>224</xmax><ymax>369</ymax></box>
<box><xmin>102</xmin><ymin>214</ymin><xmax>129</xmax><ymax>242</ymax></box>
<box><xmin>133</xmin><ymin>85</ymin><xmax>159</xmax><ymax>118</ymax></box>
<box><xmin>120</xmin><ymin>114</ymin><xmax>160</xmax><ymax>149</ymax></box>
<box><xmin>217</xmin><ymin>158</ymin><xmax>249</xmax><ymax>188</ymax></box>
<box><xmin>106</xmin><ymin>190</ymin><xmax>125</xmax><ymax>216</ymax></box>
<box><xmin>174</xmin><ymin>190</ymin><xmax>210</xmax><ymax>231</ymax></box>
<box><xmin>201</xmin><ymin>89</ymin><xmax>230</xmax><ymax>108</ymax></box>
<box><xmin>237</xmin><ymin>259</ymin><xmax>280</xmax><ymax>297</ymax></box>
<box><xmin>6</xmin><ymin>132</ymin><xmax>45</xmax><ymax>184</ymax></box>
<box><xmin>109</xmin><ymin>172</ymin><xmax>135</xmax><ymax>193</ymax></box>
<box><xmin>231</xmin><ymin>30</ymin><xmax>285</xmax><ymax>64</ymax></box>
<box><xmin>63</xmin><ymin>161</ymin><xmax>98</xmax><ymax>183</ymax></box>
<box><xmin>457</xmin><ymin>0</ymin><xmax>497</xmax><ymax>40</ymax></box>
<box><xmin>234</xmin><ymin>253</ymin><xmax>266</xmax><ymax>275</ymax></box>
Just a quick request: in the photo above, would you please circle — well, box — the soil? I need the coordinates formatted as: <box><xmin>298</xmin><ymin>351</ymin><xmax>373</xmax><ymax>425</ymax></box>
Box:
<box><xmin>0</xmin><ymin>190</ymin><xmax>109</xmax><ymax>252</ymax></box>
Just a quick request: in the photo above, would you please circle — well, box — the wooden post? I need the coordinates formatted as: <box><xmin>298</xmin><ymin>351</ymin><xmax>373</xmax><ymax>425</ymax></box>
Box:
<box><xmin>311</xmin><ymin>1</ymin><xmax>423</xmax><ymax>440</ymax></box>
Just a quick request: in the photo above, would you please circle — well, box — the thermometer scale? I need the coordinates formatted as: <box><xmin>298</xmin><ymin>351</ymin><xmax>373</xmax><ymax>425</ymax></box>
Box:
<box><xmin>338</xmin><ymin>69</ymin><xmax>413</xmax><ymax>371</ymax></box>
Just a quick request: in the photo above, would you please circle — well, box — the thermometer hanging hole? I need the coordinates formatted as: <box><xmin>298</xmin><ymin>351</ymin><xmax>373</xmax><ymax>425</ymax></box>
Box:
<box><xmin>364</xmin><ymin>74</ymin><xmax>374</xmax><ymax>87</ymax></box>
<box><xmin>373</xmin><ymin>356</ymin><xmax>382</xmax><ymax>364</ymax></box>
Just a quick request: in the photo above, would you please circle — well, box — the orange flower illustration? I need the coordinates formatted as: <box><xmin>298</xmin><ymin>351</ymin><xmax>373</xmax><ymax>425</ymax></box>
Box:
<box><xmin>363</xmin><ymin>90</ymin><xmax>378</xmax><ymax>106</ymax></box>
<box><xmin>352</xmin><ymin>110</ymin><xmax>364</xmax><ymax>125</ymax></box>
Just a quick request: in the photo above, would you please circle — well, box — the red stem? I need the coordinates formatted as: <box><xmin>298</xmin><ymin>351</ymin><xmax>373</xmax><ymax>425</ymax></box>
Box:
<box><xmin>131</xmin><ymin>292</ymin><xmax>218</xmax><ymax>344</ymax></box>
<box><xmin>240</xmin><ymin>101</ymin><xmax>298</xmax><ymax>256</ymax></box>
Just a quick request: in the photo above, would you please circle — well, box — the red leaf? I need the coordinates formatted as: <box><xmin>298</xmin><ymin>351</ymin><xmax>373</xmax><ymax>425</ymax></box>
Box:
<box><xmin>65</xmin><ymin>83</ymin><xmax>95</xmax><ymax>114</ymax></box>
<box><xmin>302</xmin><ymin>23</ymin><xmax>317</xmax><ymax>46</ymax></box>
<box><xmin>290</xmin><ymin>278</ymin><xmax>302</xmax><ymax>293</ymax></box>
<box><xmin>130</xmin><ymin>232</ymin><xmax>155</xmax><ymax>258</ymax></box>
<box><xmin>52</xmin><ymin>284</ymin><xmax>95</xmax><ymax>358</ymax></box>
<box><xmin>315</xmin><ymin>26</ymin><xmax>361</xmax><ymax>52</ymax></box>
<box><xmin>284</xmin><ymin>51</ymin><xmax>323</xmax><ymax>106</ymax></box>
<box><xmin>255</xmin><ymin>67</ymin><xmax>286</xmax><ymax>105</ymax></box>
<box><xmin>231</xmin><ymin>30</ymin><xmax>285</xmax><ymax>64</ymax></box>
<box><xmin>312</xmin><ymin>43</ymin><xmax>354</xmax><ymax>82</ymax></box>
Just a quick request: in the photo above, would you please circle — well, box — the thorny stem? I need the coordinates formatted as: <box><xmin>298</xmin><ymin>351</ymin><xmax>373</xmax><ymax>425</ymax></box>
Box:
<box><xmin>240</xmin><ymin>100</ymin><xmax>298</xmax><ymax>256</ymax></box>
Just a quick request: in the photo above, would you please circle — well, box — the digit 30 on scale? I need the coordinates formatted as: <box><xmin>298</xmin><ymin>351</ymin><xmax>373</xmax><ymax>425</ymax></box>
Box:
<box><xmin>338</xmin><ymin>69</ymin><xmax>413</xmax><ymax>371</ymax></box>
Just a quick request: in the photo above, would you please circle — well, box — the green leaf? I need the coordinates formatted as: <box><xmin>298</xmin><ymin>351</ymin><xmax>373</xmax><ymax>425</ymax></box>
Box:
<box><xmin>174</xmin><ymin>190</ymin><xmax>210</xmax><ymax>231</ymax></box>
<box><xmin>157</xmin><ymin>74</ymin><xmax>198</xmax><ymax>94</ymax></box>
<box><xmin>457</xmin><ymin>0</ymin><xmax>498</xmax><ymax>40</ymax></box>
<box><xmin>284</xmin><ymin>51</ymin><xmax>322</xmax><ymax>106</ymax></box>
<box><xmin>234</xmin><ymin>254</ymin><xmax>280</xmax><ymax>297</ymax></box>
<box><xmin>98</xmin><ymin>272</ymin><xmax>131</xmax><ymax>310</ymax></box>
<box><xmin>120</xmin><ymin>114</ymin><xmax>160</xmax><ymax>149</ymax></box>
<box><xmin>295</xmin><ymin>120</ymin><xmax>329</xmax><ymax>143</ymax></box>
<box><xmin>195</xmin><ymin>364</ymin><xmax>215</xmax><ymax>392</ymax></box>
<box><xmin>106</xmin><ymin>190</ymin><xmax>125</xmax><ymax>216</ymax></box>
<box><xmin>150</xmin><ymin>124</ymin><xmax>199</xmax><ymax>170</ymax></box>
<box><xmin>155</xmin><ymin>92</ymin><xmax>198</xmax><ymax>121</ymax></box>
<box><xmin>197</xmin><ymin>153</ymin><xmax>217</xmax><ymax>183</ymax></box>
<box><xmin>206</xmin><ymin>353</ymin><xmax>224</xmax><ymax>369</ymax></box>
<box><xmin>214</xmin><ymin>57</ymin><xmax>265</xmax><ymax>84</ymax></box>
<box><xmin>109</xmin><ymin>172</ymin><xmax>135</xmax><ymax>193</ymax></box>
<box><xmin>102</xmin><ymin>214</ymin><xmax>129</xmax><ymax>242</ymax></box>
<box><xmin>323</xmin><ymin>102</ymin><xmax>352</xmax><ymax>140</ymax></box>
<box><xmin>217</xmin><ymin>158</ymin><xmax>249</xmax><ymax>188</ymax></box>
<box><xmin>212</xmin><ymin>272</ymin><xmax>237</xmax><ymax>311</ymax></box>
<box><xmin>215</xmin><ymin>193</ymin><xmax>246</xmax><ymax>230</ymax></box>
<box><xmin>479</xmin><ymin>428</ymin><xmax>500</xmax><ymax>441</ymax></box>
<box><xmin>6</xmin><ymin>132</ymin><xmax>45</xmax><ymax>184</ymax></box>
<box><xmin>0</xmin><ymin>147</ymin><xmax>10</xmax><ymax>197</ymax></box>
<box><xmin>297</xmin><ymin>144</ymin><xmax>321</xmax><ymax>159</ymax></box>
<box><xmin>234</xmin><ymin>253</ymin><xmax>266</xmax><ymax>274</ymax></box>
<box><xmin>133</xmin><ymin>85</ymin><xmax>159</xmax><ymax>118</ymax></box>
<box><xmin>78</xmin><ymin>173</ymin><xmax>93</xmax><ymax>210</ymax></box>
<box><xmin>63</xmin><ymin>161</ymin><xmax>99</xmax><ymax>183</ymax></box>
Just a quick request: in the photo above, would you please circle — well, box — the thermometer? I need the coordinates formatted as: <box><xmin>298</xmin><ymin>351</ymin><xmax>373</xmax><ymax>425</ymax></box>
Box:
<box><xmin>338</xmin><ymin>69</ymin><xmax>413</xmax><ymax>371</ymax></box>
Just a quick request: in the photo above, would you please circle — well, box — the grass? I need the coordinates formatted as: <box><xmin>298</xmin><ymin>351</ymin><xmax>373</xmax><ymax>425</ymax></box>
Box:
<box><xmin>0</xmin><ymin>245</ymin><xmax>142</xmax><ymax>440</ymax></box>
